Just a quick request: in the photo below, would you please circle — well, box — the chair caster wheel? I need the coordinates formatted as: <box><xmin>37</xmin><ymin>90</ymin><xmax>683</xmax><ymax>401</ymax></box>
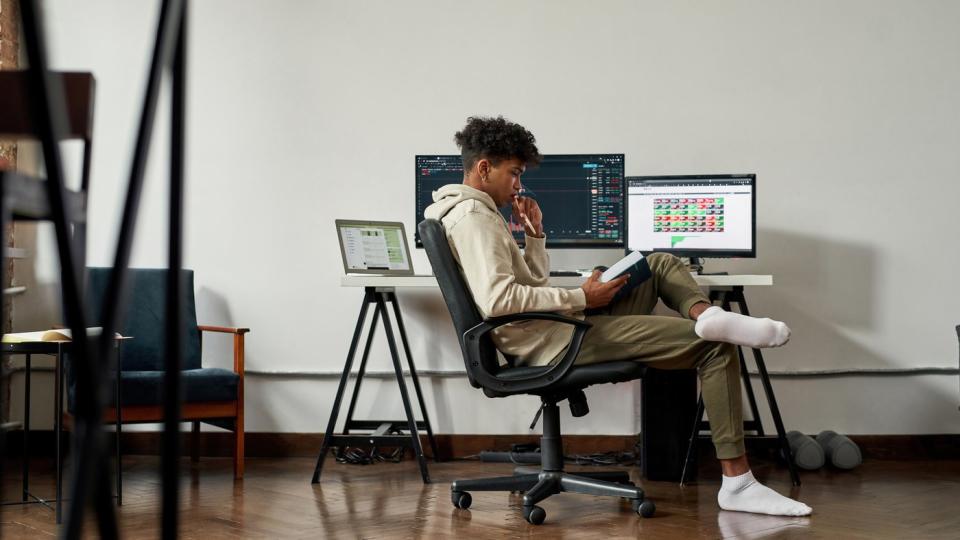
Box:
<box><xmin>523</xmin><ymin>505</ymin><xmax>546</xmax><ymax>525</ymax></box>
<box><xmin>451</xmin><ymin>490</ymin><xmax>472</xmax><ymax>509</ymax></box>
<box><xmin>633</xmin><ymin>499</ymin><xmax>655</xmax><ymax>518</ymax></box>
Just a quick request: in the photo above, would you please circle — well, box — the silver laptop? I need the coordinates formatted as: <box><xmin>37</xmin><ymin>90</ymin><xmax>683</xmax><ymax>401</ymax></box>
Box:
<box><xmin>336</xmin><ymin>219</ymin><xmax>416</xmax><ymax>276</ymax></box>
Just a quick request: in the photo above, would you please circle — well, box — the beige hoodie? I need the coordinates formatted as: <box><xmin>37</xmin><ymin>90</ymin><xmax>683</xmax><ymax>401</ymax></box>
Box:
<box><xmin>423</xmin><ymin>184</ymin><xmax>587</xmax><ymax>366</ymax></box>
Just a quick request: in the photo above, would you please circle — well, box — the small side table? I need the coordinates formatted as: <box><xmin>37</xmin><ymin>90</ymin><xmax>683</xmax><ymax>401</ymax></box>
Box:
<box><xmin>2</xmin><ymin>336</ymin><xmax>128</xmax><ymax>523</ymax></box>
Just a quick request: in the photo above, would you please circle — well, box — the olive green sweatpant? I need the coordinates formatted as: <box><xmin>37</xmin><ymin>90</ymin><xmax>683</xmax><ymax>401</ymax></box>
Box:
<box><xmin>575</xmin><ymin>253</ymin><xmax>745</xmax><ymax>459</ymax></box>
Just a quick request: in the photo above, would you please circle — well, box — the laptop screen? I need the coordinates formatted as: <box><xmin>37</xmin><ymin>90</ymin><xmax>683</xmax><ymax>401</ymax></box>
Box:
<box><xmin>336</xmin><ymin>220</ymin><xmax>414</xmax><ymax>276</ymax></box>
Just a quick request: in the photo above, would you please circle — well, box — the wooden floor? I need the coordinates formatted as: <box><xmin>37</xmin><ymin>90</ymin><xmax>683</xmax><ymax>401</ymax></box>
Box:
<box><xmin>1</xmin><ymin>455</ymin><xmax>959</xmax><ymax>538</ymax></box>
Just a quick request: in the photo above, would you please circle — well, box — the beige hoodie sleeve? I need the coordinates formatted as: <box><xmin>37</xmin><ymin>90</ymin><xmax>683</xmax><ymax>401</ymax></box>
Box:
<box><xmin>522</xmin><ymin>234</ymin><xmax>550</xmax><ymax>285</ymax></box>
<box><xmin>450</xmin><ymin>212</ymin><xmax>586</xmax><ymax>317</ymax></box>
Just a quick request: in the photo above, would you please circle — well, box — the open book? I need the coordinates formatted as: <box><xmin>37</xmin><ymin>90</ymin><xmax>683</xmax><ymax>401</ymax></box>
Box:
<box><xmin>587</xmin><ymin>251</ymin><xmax>653</xmax><ymax>311</ymax></box>
<box><xmin>2</xmin><ymin>327</ymin><xmax>120</xmax><ymax>344</ymax></box>
<box><xmin>600</xmin><ymin>250</ymin><xmax>648</xmax><ymax>283</ymax></box>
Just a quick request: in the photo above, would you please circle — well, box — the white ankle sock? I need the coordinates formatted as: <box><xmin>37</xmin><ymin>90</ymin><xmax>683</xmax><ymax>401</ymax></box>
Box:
<box><xmin>718</xmin><ymin>471</ymin><xmax>812</xmax><ymax>516</ymax></box>
<box><xmin>694</xmin><ymin>306</ymin><xmax>791</xmax><ymax>348</ymax></box>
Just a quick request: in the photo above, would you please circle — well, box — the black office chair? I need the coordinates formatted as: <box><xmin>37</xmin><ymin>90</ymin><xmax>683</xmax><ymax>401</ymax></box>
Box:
<box><xmin>418</xmin><ymin>219</ymin><xmax>655</xmax><ymax>525</ymax></box>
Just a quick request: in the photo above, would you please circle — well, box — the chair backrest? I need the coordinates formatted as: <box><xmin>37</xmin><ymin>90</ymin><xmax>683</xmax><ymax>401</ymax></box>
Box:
<box><xmin>418</xmin><ymin>219</ymin><xmax>502</xmax><ymax>388</ymax></box>
<box><xmin>86</xmin><ymin>267</ymin><xmax>202</xmax><ymax>371</ymax></box>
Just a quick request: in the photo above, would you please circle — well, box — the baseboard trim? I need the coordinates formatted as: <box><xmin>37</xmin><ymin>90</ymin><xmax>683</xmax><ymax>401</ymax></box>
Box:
<box><xmin>4</xmin><ymin>432</ymin><xmax>958</xmax><ymax>461</ymax></box>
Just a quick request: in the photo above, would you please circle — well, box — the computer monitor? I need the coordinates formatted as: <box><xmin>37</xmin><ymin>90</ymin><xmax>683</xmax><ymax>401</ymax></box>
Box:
<box><xmin>625</xmin><ymin>174</ymin><xmax>756</xmax><ymax>258</ymax></box>
<box><xmin>415</xmin><ymin>154</ymin><xmax>625</xmax><ymax>248</ymax></box>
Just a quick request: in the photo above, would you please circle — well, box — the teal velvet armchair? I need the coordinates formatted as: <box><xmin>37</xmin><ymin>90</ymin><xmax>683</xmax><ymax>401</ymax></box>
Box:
<box><xmin>68</xmin><ymin>268</ymin><xmax>248</xmax><ymax>478</ymax></box>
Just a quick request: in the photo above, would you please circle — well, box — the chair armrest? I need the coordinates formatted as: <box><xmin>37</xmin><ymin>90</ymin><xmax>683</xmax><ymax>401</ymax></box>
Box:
<box><xmin>463</xmin><ymin>312</ymin><xmax>592</xmax><ymax>394</ymax></box>
<box><xmin>198</xmin><ymin>325</ymin><xmax>249</xmax><ymax>334</ymax></box>
<box><xmin>199</xmin><ymin>324</ymin><xmax>248</xmax><ymax>376</ymax></box>
<box><xmin>477</xmin><ymin>311</ymin><xmax>592</xmax><ymax>330</ymax></box>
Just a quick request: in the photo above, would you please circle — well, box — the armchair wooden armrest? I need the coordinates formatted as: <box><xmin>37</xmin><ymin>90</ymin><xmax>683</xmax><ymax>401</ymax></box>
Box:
<box><xmin>198</xmin><ymin>325</ymin><xmax>249</xmax><ymax>375</ymax></box>
<box><xmin>197</xmin><ymin>325</ymin><xmax>249</xmax><ymax>334</ymax></box>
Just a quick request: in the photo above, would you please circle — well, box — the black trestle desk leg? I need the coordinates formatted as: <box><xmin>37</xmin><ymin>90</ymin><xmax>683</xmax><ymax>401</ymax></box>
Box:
<box><xmin>387</xmin><ymin>291</ymin><xmax>440</xmax><ymax>462</ymax></box>
<box><xmin>343</xmin><ymin>307</ymin><xmax>380</xmax><ymax>437</ymax></box>
<box><xmin>719</xmin><ymin>293</ymin><xmax>764</xmax><ymax>435</ymax></box>
<box><xmin>376</xmin><ymin>293</ymin><xmax>430</xmax><ymax>483</ymax></box>
<box><xmin>734</xmin><ymin>291</ymin><xmax>800</xmax><ymax>487</ymax></box>
<box><xmin>680</xmin><ymin>395</ymin><xmax>705</xmax><ymax>485</ymax></box>
<box><xmin>311</xmin><ymin>289</ymin><xmax>373</xmax><ymax>483</ymax></box>
<box><xmin>737</xmin><ymin>343</ymin><xmax>764</xmax><ymax>435</ymax></box>
<box><xmin>23</xmin><ymin>353</ymin><xmax>31</xmax><ymax>502</ymax></box>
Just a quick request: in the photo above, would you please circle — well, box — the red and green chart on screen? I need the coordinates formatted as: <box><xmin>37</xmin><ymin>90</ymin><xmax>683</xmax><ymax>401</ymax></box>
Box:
<box><xmin>626</xmin><ymin>176</ymin><xmax>754</xmax><ymax>256</ymax></box>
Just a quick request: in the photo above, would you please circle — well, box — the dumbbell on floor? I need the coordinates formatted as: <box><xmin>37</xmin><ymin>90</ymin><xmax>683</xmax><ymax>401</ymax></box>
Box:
<box><xmin>786</xmin><ymin>430</ymin><xmax>825</xmax><ymax>470</ymax></box>
<box><xmin>816</xmin><ymin>430</ymin><xmax>862</xmax><ymax>469</ymax></box>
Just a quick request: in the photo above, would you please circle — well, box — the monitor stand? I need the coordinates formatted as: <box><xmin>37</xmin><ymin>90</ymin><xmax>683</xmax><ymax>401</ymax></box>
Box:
<box><xmin>687</xmin><ymin>257</ymin><xmax>728</xmax><ymax>276</ymax></box>
<box><xmin>688</xmin><ymin>257</ymin><xmax>705</xmax><ymax>275</ymax></box>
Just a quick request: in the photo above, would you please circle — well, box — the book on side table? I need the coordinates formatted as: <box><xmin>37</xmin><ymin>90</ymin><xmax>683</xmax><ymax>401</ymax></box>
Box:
<box><xmin>2</xmin><ymin>327</ymin><xmax>123</xmax><ymax>343</ymax></box>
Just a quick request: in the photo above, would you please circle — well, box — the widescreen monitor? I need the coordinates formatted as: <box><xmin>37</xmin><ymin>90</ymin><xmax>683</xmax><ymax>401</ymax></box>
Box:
<box><xmin>625</xmin><ymin>174</ymin><xmax>755</xmax><ymax>258</ymax></box>
<box><xmin>415</xmin><ymin>154</ymin><xmax>625</xmax><ymax>248</ymax></box>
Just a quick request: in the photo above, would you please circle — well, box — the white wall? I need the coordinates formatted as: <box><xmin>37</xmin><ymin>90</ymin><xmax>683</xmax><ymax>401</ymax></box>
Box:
<box><xmin>11</xmin><ymin>0</ymin><xmax>960</xmax><ymax>435</ymax></box>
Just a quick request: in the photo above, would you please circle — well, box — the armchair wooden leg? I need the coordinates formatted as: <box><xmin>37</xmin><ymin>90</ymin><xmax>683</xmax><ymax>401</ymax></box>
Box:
<box><xmin>191</xmin><ymin>421</ymin><xmax>200</xmax><ymax>463</ymax></box>
<box><xmin>234</xmin><ymin>415</ymin><xmax>244</xmax><ymax>479</ymax></box>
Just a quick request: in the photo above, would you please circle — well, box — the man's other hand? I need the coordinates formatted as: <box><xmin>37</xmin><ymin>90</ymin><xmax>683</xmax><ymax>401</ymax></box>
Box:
<box><xmin>580</xmin><ymin>270</ymin><xmax>629</xmax><ymax>309</ymax></box>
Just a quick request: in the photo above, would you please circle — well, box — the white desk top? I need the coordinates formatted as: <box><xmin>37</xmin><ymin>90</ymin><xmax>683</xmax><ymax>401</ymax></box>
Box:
<box><xmin>341</xmin><ymin>274</ymin><xmax>772</xmax><ymax>288</ymax></box>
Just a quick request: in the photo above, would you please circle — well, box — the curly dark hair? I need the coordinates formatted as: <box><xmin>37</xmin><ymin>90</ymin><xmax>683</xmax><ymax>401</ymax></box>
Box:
<box><xmin>454</xmin><ymin>116</ymin><xmax>542</xmax><ymax>170</ymax></box>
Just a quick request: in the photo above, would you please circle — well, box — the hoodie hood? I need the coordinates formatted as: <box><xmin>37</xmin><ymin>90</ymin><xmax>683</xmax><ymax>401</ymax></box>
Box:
<box><xmin>423</xmin><ymin>184</ymin><xmax>501</xmax><ymax>221</ymax></box>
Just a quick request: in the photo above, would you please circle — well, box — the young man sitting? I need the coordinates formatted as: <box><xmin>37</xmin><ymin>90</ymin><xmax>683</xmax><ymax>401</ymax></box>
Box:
<box><xmin>423</xmin><ymin>115</ymin><xmax>811</xmax><ymax>517</ymax></box>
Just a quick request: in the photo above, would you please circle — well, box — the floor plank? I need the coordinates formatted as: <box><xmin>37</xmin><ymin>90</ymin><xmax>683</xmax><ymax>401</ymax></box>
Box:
<box><xmin>2</xmin><ymin>456</ymin><xmax>959</xmax><ymax>538</ymax></box>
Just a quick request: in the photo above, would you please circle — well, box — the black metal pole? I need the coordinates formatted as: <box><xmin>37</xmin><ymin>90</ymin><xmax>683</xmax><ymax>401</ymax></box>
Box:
<box><xmin>162</xmin><ymin>4</ymin><xmax>187</xmax><ymax>537</ymax></box>
<box><xmin>14</xmin><ymin>0</ymin><xmax>187</xmax><ymax>536</ymax></box>
<box><xmin>18</xmin><ymin>1</ymin><xmax>86</xmax><ymax>314</ymax></box>
<box><xmin>55</xmin><ymin>346</ymin><xmax>64</xmax><ymax>523</ymax></box>
<box><xmin>78</xmin><ymin>0</ymin><xmax>182</xmax><ymax>531</ymax></box>
<box><xmin>17</xmin><ymin>2</ymin><xmax>117</xmax><ymax>537</ymax></box>
<box><xmin>0</xmin><ymin>195</ymin><xmax>5</xmax><ymax>527</ymax></box>
<box><xmin>22</xmin><ymin>354</ymin><xmax>31</xmax><ymax>502</ymax></box>
<box><xmin>115</xmin><ymin>343</ymin><xmax>123</xmax><ymax>506</ymax></box>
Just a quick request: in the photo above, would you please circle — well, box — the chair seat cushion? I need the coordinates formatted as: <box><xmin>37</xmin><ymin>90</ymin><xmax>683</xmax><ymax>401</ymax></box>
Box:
<box><xmin>69</xmin><ymin>368</ymin><xmax>239</xmax><ymax>410</ymax></box>
<box><xmin>120</xmin><ymin>368</ymin><xmax>239</xmax><ymax>406</ymax></box>
<box><xmin>484</xmin><ymin>360</ymin><xmax>647</xmax><ymax>397</ymax></box>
